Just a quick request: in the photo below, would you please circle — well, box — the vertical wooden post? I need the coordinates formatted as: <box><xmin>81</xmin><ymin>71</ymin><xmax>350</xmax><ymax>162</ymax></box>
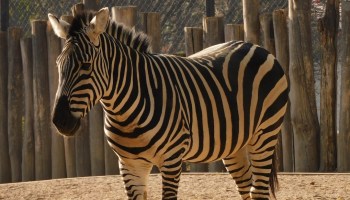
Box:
<box><xmin>242</xmin><ymin>0</ymin><xmax>260</xmax><ymax>44</ymax></box>
<box><xmin>32</xmin><ymin>21</ymin><xmax>52</xmax><ymax>180</ymax></box>
<box><xmin>20</xmin><ymin>38</ymin><xmax>35</xmax><ymax>181</ymax></box>
<box><xmin>112</xmin><ymin>6</ymin><xmax>137</xmax><ymax>27</ymax></box>
<box><xmin>224</xmin><ymin>24</ymin><xmax>244</xmax><ymax>42</ymax></box>
<box><xmin>203</xmin><ymin>16</ymin><xmax>226</xmax><ymax>172</ymax></box>
<box><xmin>288</xmin><ymin>0</ymin><xmax>320</xmax><ymax>172</ymax></box>
<box><xmin>184</xmin><ymin>27</ymin><xmax>203</xmax><ymax>56</ymax></box>
<box><xmin>75</xmin><ymin>117</ymin><xmax>91</xmax><ymax>177</ymax></box>
<box><xmin>90</xmin><ymin>105</ymin><xmax>105</xmax><ymax>176</ymax></box>
<box><xmin>273</xmin><ymin>9</ymin><xmax>294</xmax><ymax>172</ymax></box>
<box><xmin>184</xmin><ymin>27</ymin><xmax>208</xmax><ymax>172</ymax></box>
<box><xmin>203</xmin><ymin>16</ymin><xmax>224</xmax><ymax>48</ymax></box>
<box><xmin>59</xmin><ymin>15</ymin><xmax>77</xmax><ymax>178</ymax></box>
<box><xmin>260</xmin><ymin>13</ymin><xmax>276</xmax><ymax>55</ymax></box>
<box><xmin>318</xmin><ymin>0</ymin><xmax>339</xmax><ymax>172</ymax></box>
<box><xmin>205</xmin><ymin>0</ymin><xmax>215</xmax><ymax>17</ymax></box>
<box><xmin>338</xmin><ymin>0</ymin><xmax>350</xmax><ymax>172</ymax></box>
<box><xmin>8</xmin><ymin>27</ymin><xmax>23</xmax><ymax>182</ymax></box>
<box><xmin>105</xmin><ymin>137</ymin><xmax>119</xmax><ymax>175</ymax></box>
<box><xmin>0</xmin><ymin>31</ymin><xmax>11</xmax><ymax>183</ymax></box>
<box><xmin>141</xmin><ymin>12</ymin><xmax>161</xmax><ymax>53</ymax></box>
<box><xmin>47</xmin><ymin>21</ymin><xmax>66</xmax><ymax>179</ymax></box>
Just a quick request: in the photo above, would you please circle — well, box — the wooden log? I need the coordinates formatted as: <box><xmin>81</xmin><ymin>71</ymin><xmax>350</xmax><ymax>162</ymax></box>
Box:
<box><xmin>89</xmin><ymin>105</ymin><xmax>105</xmax><ymax>176</ymax></box>
<box><xmin>202</xmin><ymin>16</ymin><xmax>224</xmax><ymax>48</ymax></box>
<box><xmin>141</xmin><ymin>12</ymin><xmax>161</xmax><ymax>53</ymax></box>
<box><xmin>7</xmin><ymin>27</ymin><xmax>23</xmax><ymax>182</ymax></box>
<box><xmin>202</xmin><ymin>16</ymin><xmax>226</xmax><ymax>172</ymax></box>
<box><xmin>47</xmin><ymin>21</ymin><xmax>66</xmax><ymax>179</ymax></box>
<box><xmin>75</xmin><ymin>116</ymin><xmax>91</xmax><ymax>177</ymax></box>
<box><xmin>273</xmin><ymin>9</ymin><xmax>294</xmax><ymax>172</ymax></box>
<box><xmin>105</xmin><ymin>136</ymin><xmax>119</xmax><ymax>175</ymax></box>
<box><xmin>20</xmin><ymin>38</ymin><xmax>35</xmax><ymax>181</ymax></box>
<box><xmin>288</xmin><ymin>0</ymin><xmax>320</xmax><ymax>172</ymax></box>
<box><xmin>338</xmin><ymin>0</ymin><xmax>350</xmax><ymax>172</ymax></box>
<box><xmin>260</xmin><ymin>13</ymin><xmax>276</xmax><ymax>55</ymax></box>
<box><xmin>32</xmin><ymin>20</ymin><xmax>52</xmax><ymax>180</ymax></box>
<box><xmin>224</xmin><ymin>24</ymin><xmax>244</xmax><ymax>42</ymax></box>
<box><xmin>60</xmin><ymin>15</ymin><xmax>77</xmax><ymax>178</ymax></box>
<box><xmin>318</xmin><ymin>0</ymin><xmax>339</xmax><ymax>172</ymax></box>
<box><xmin>184</xmin><ymin>27</ymin><xmax>203</xmax><ymax>56</ymax></box>
<box><xmin>243</xmin><ymin>0</ymin><xmax>260</xmax><ymax>44</ymax></box>
<box><xmin>111</xmin><ymin>6</ymin><xmax>137</xmax><ymax>27</ymax></box>
<box><xmin>0</xmin><ymin>31</ymin><xmax>11</xmax><ymax>183</ymax></box>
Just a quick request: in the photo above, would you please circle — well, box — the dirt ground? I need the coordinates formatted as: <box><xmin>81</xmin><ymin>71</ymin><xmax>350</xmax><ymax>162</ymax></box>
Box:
<box><xmin>0</xmin><ymin>173</ymin><xmax>349</xmax><ymax>199</ymax></box>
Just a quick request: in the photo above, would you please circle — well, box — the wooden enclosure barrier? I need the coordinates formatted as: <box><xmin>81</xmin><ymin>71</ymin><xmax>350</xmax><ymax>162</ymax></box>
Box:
<box><xmin>21</xmin><ymin>37</ymin><xmax>35</xmax><ymax>181</ymax></box>
<box><xmin>273</xmin><ymin>9</ymin><xmax>294</xmax><ymax>172</ymax></box>
<box><xmin>112</xmin><ymin>6</ymin><xmax>137</xmax><ymax>27</ymax></box>
<box><xmin>243</xmin><ymin>0</ymin><xmax>260</xmax><ymax>44</ymax></box>
<box><xmin>8</xmin><ymin>27</ymin><xmax>23</xmax><ymax>182</ymax></box>
<box><xmin>32</xmin><ymin>20</ymin><xmax>52</xmax><ymax>180</ymax></box>
<box><xmin>184</xmin><ymin>27</ymin><xmax>203</xmax><ymax>56</ymax></box>
<box><xmin>202</xmin><ymin>16</ymin><xmax>224</xmax><ymax>48</ymax></box>
<box><xmin>224</xmin><ymin>24</ymin><xmax>244</xmax><ymax>42</ymax></box>
<box><xmin>141</xmin><ymin>12</ymin><xmax>161</xmax><ymax>53</ymax></box>
<box><xmin>0</xmin><ymin>31</ymin><xmax>11</xmax><ymax>183</ymax></box>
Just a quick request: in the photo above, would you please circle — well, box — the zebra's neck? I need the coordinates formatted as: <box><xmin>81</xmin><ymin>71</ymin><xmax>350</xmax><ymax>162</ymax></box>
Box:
<box><xmin>100</xmin><ymin>34</ymin><xmax>155</xmax><ymax>134</ymax></box>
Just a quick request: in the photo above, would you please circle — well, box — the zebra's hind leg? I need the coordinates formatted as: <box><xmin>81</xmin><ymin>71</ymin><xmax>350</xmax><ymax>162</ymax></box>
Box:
<box><xmin>119</xmin><ymin>158</ymin><xmax>153</xmax><ymax>200</ymax></box>
<box><xmin>248</xmin><ymin>129</ymin><xmax>280</xmax><ymax>200</ymax></box>
<box><xmin>223</xmin><ymin>146</ymin><xmax>252</xmax><ymax>200</ymax></box>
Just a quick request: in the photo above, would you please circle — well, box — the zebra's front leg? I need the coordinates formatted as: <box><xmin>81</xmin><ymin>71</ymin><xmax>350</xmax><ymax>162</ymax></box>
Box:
<box><xmin>159</xmin><ymin>156</ymin><xmax>183</xmax><ymax>200</ymax></box>
<box><xmin>119</xmin><ymin>158</ymin><xmax>153</xmax><ymax>200</ymax></box>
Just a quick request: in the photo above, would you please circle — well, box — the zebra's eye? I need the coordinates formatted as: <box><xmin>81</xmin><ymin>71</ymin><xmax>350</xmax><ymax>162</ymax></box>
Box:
<box><xmin>81</xmin><ymin>62</ymin><xmax>91</xmax><ymax>71</ymax></box>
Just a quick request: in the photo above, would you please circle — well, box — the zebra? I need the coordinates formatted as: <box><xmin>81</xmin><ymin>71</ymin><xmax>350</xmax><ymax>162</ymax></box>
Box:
<box><xmin>49</xmin><ymin>7</ymin><xmax>289</xmax><ymax>200</ymax></box>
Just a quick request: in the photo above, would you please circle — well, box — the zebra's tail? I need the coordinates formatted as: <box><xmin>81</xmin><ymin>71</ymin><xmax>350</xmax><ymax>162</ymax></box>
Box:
<box><xmin>270</xmin><ymin>148</ymin><xmax>279</xmax><ymax>199</ymax></box>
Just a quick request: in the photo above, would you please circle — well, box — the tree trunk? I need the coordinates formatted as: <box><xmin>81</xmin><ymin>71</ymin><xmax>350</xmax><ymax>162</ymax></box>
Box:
<box><xmin>318</xmin><ymin>0</ymin><xmax>339</xmax><ymax>172</ymax></box>
<box><xmin>338</xmin><ymin>0</ymin><xmax>350</xmax><ymax>172</ymax></box>
<box><xmin>273</xmin><ymin>9</ymin><xmax>294</xmax><ymax>172</ymax></box>
<box><xmin>32</xmin><ymin>21</ymin><xmax>52</xmax><ymax>180</ymax></box>
<box><xmin>47</xmin><ymin>21</ymin><xmax>66</xmax><ymax>179</ymax></box>
<box><xmin>20</xmin><ymin>38</ymin><xmax>35</xmax><ymax>181</ymax></box>
<box><xmin>242</xmin><ymin>0</ymin><xmax>260</xmax><ymax>44</ymax></box>
<box><xmin>0</xmin><ymin>31</ymin><xmax>11</xmax><ymax>183</ymax></box>
<box><xmin>8</xmin><ymin>27</ymin><xmax>23</xmax><ymax>182</ymax></box>
<box><xmin>288</xmin><ymin>0</ymin><xmax>320</xmax><ymax>172</ymax></box>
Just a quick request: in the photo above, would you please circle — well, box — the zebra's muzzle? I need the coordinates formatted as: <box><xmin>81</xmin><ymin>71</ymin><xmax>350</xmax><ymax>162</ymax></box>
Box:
<box><xmin>52</xmin><ymin>95</ymin><xmax>81</xmax><ymax>136</ymax></box>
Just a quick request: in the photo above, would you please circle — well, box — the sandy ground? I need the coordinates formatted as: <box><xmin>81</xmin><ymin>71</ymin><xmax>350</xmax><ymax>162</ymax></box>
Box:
<box><xmin>0</xmin><ymin>173</ymin><xmax>349</xmax><ymax>199</ymax></box>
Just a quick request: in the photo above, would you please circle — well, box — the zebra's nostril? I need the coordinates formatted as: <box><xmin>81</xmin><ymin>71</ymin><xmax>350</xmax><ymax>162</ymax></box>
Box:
<box><xmin>52</xmin><ymin>95</ymin><xmax>80</xmax><ymax>136</ymax></box>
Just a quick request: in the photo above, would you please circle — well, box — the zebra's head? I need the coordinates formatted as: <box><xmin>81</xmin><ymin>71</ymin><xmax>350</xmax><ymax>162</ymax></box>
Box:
<box><xmin>48</xmin><ymin>8</ymin><xmax>110</xmax><ymax>136</ymax></box>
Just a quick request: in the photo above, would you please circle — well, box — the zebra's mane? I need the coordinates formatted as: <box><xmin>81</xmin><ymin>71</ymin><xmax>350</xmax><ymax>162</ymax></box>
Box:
<box><xmin>68</xmin><ymin>11</ymin><xmax>152</xmax><ymax>53</ymax></box>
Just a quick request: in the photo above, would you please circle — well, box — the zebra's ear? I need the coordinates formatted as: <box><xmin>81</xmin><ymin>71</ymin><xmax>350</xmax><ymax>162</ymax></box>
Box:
<box><xmin>88</xmin><ymin>7</ymin><xmax>109</xmax><ymax>44</ymax></box>
<box><xmin>48</xmin><ymin>13</ymin><xmax>70</xmax><ymax>39</ymax></box>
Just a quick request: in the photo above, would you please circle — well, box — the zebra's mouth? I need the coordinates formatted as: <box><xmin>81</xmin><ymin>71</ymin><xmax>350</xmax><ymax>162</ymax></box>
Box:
<box><xmin>52</xmin><ymin>95</ymin><xmax>81</xmax><ymax>137</ymax></box>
